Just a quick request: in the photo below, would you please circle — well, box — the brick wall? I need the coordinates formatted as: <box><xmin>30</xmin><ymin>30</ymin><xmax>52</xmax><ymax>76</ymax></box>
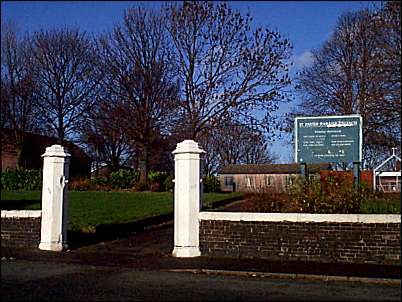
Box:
<box><xmin>199</xmin><ymin>213</ymin><xmax>400</xmax><ymax>265</ymax></box>
<box><xmin>1</xmin><ymin>211</ymin><xmax>41</xmax><ymax>248</ymax></box>
<box><xmin>1</xmin><ymin>145</ymin><xmax>18</xmax><ymax>171</ymax></box>
<box><xmin>320</xmin><ymin>170</ymin><xmax>373</xmax><ymax>190</ymax></box>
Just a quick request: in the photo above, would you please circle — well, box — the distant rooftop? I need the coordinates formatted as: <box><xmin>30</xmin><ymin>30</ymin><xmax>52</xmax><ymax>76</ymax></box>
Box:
<box><xmin>220</xmin><ymin>163</ymin><xmax>332</xmax><ymax>175</ymax></box>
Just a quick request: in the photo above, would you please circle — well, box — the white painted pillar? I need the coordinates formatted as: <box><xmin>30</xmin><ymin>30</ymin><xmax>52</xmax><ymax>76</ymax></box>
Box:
<box><xmin>172</xmin><ymin>140</ymin><xmax>205</xmax><ymax>258</ymax></box>
<box><xmin>39</xmin><ymin>145</ymin><xmax>71</xmax><ymax>251</ymax></box>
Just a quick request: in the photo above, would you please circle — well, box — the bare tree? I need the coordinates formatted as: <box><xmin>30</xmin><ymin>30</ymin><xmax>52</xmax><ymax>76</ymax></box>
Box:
<box><xmin>80</xmin><ymin>99</ymin><xmax>134</xmax><ymax>172</ymax></box>
<box><xmin>1</xmin><ymin>22</ymin><xmax>40</xmax><ymax>167</ymax></box>
<box><xmin>97</xmin><ymin>7</ymin><xmax>179</xmax><ymax>185</ymax></box>
<box><xmin>371</xmin><ymin>1</ymin><xmax>401</xmax><ymax>152</ymax></box>
<box><xmin>292</xmin><ymin>4</ymin><xmax>401</xmax><ymax>167</ymax></box>
<box><xmin>165</xmin><ymin>1</ymin><xmax>292</xmax><ymax>141</ymax></box>
<box><xmin>199</xmin><ymin>121</ymin><xmax>277</xmax><ymax>175</ymax></box>
<box><xmin>31</xmin><ymin>28</ymin><xmax>100</xmax><ymax>143</ymax></box>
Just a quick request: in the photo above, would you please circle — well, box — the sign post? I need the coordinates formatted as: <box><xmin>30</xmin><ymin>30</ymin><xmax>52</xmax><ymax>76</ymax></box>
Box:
<box><xmin>295</xmin><ymin>115</ymin><xmax>362</xmax><ymax>190</ymax></box>
<box><xmin>300</xmin><ymin>162</ymin><xmax>307</xmax><ymax>179</ymax></box>
<box><xmin>353</xmin><ymin>162</ymin><xmax>361</xmax><ymax>189</ymax></box>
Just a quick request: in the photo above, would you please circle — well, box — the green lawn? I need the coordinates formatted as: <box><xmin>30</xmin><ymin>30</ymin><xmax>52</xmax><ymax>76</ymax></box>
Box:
<box><xmin>359</xmin><ymin>193</ymin><xmax>401</xmax><ymax>214</ymax></box>
<box><xmin>1</xmin><ymin>190</ymin><xmax>399</xmax><ymax>233</ymax></box>
<box><xmin>0</xmin><ymin>190</ymin><xmax>243</xmax><ymax>232</ymax></box>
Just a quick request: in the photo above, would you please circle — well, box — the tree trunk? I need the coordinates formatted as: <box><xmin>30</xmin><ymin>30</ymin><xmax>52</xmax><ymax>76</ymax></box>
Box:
<box><xmin>17</xmin><ymin>141</ymin><xmax>29</xmax><ymax>169</ymax></box>
<box><xmin>14</xmin><ymin>131</ymin><xmax>28</xmax><ymax>169</ymax></box>
<box><xmin>15</xmin><ymin>147</ymin><xmax>23</xmax><ymax>169</ymax></box>
<box><xmin>138</xmin><ymin>144</ymin><xmax>149</xmax><ymax>189</ymax></box>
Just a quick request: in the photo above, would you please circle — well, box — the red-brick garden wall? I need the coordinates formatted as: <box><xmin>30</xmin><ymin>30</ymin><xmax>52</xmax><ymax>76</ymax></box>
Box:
<box><xmin>199</xmin><ymin>219</ymin><xmax>400</xmax><ymax>265</ymax></box>
<box><xmin>320</xmin><ymin>170</ymin><xmax>373</xmax><ymax>190</ymax></box>
<box><xmin>1</xmin><ymin>215</ymin><xmax>41</xmax><ymax>248</ymax></box>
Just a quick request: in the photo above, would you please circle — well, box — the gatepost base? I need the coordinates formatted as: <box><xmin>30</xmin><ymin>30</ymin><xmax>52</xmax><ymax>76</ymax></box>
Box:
<box><xmin>172</xmin><ymin>246</ymin><xmax>201</xmax><ymax>258</ymax></box>
<box><xmin>39</xmin><ymin>241</ymin><xmax>67</xmax><ymax>252</ymax></box>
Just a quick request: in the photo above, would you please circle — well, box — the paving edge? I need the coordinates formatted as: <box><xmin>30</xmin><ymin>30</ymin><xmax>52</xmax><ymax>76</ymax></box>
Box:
<box><xmin>162</xmin><ymin>269</ymin><xmax>401</xmax><ymax>285</ymax></box>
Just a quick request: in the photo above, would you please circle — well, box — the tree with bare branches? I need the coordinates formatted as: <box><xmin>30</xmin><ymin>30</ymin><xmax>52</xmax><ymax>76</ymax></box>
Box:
<box><xmin>1</xmin><ymin>23</ymin><xmax>40</xmax><ymax>167</ymax></box>
<box><xmin>31</xmin><ymin>28</ymin><xmax>100</xmax><ymax>143</ymax></box>
<box><xmin>97</xmin><ymin>7</ymin><xmax>179</xmax><ymax>185</ymax></box>
<box><xmin>165</xmin><ymin>1</ymin><xmax>292</xmax><ymax>141</ymax></box>
<box><xmin>79</xmin><ymin>99</ymin><xmax>134</xmax><ymax>172</ymax></box>
<box><xmin>199</xmin><ymin>121</ymin><xmax>277</xmax><ymax>175</ymax></box>
<box><xmin>293</xmin><ymin>2</ymin><xmax>401</xmax><ymax>167</ymax></box>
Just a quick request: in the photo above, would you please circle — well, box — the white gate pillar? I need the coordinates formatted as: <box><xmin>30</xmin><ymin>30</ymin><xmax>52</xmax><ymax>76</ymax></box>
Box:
<box><xmin>39</xmin><ymin>145</ymin><xmax>71</xmax><ymax>251</ymax></box>
<box><xmin>172</xmin><ymin>140</ymin><xmax>205</xmax><ymax>257</ymax></box>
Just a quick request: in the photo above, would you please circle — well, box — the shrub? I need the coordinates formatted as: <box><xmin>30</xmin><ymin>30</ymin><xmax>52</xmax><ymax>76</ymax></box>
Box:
<box><xmin>109</xmin><ymin>169</ymin><xmax>139</xmax><ymax>189</ymax></box>
<box><xmin>148</xmin><ymin>170</ymin><xmax>166</xmax><ymax>183</ymax></box>
<box><xmin>203</xmin><ymin>175</ymin><xmax>220</xmax><ymax>193</ymax></box>
<box><xmin>287</xmin><ymin>176</ymin><xmax>366</xmax><ymax>214</ymax></box>
<box><xmin>69</xmin><ymin>177</ymin><xmax>91</xmax><ymax>191</ymax></box>
<box><xmin>246</xmin><ymin>176</ymin><xmax>369</xmax><ymax>214</ymax></box>
<box><xmin>1</xmin><ymin>168</ymin><xmax>42</xmax><ymax>190</ymax></box>
<box><xmin>149</xmin><ymin>182</ymin><xmax>161</xmax><ymax>192</ymax></box>
<box><xmin>132</xmin><ymin>182</ymin><xmax>149</xmax><ymax>192</ymax></box>
<box><xmin>68</xmin><ymin>176</ymin><xmax>111</xmax><ymax>191</ymax></box>
<box><xmin>163</xmin><ymin>175</ymin><xmax>174</xmax><ymax>192</ymax></box>
<box><xmin>245</xmin><ymin>189</ymin><xmax>285</xmax><ymax>212</ymax></box>
<box><xmin>360</xmin><ymin>191</ymin><xmax>401</xmax><ymax>214</ymax></box>
<box><xmin>148</xmin><ymin>170</ymin><xmax>169</xmax><ymax>192</ymax></box>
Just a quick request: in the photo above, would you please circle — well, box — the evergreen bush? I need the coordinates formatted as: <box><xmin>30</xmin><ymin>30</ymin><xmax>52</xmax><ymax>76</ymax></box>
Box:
<box><xmin>203</xmin><ymin>175</ymin><xmax>221</xmax><ymax>193</ymax></box>
<box><xmin>148</xmin><ymin>170</ymin><xmax>169</xmax><ymax>192</ymax></box>
<box><xmin>109</xmin><ymin>169</ymin><xmax>139</xmax><ymax>189</ymax></box>
<box><xmin>1</xmin><ymin>168</ymin><xmax>42</xmax><ymax>190</ymax></box>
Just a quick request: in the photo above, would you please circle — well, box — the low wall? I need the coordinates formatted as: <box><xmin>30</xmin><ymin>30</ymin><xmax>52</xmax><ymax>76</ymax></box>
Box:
<box><xmin>1</xmin><ymin>210</ymin><xmax>42</xmax><ymax>248</ymax></box>
<box><xmin>199</xmin><ymin>212</ymin><xmax>401</xmax><ymax>265</ymax></box>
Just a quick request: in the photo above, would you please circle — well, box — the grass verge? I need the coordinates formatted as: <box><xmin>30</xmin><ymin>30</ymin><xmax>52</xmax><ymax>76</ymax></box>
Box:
<box><xmin>1</xmin><ymin>190</ymin><xmax>244</xmax><ymax>232</ymax></box>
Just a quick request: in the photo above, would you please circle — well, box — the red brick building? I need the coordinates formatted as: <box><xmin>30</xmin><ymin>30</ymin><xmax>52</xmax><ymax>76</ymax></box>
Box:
<box><xmin>1</xmin><ymin>128</ymin><xmax>91</xmax><ymax>177</ymax></box>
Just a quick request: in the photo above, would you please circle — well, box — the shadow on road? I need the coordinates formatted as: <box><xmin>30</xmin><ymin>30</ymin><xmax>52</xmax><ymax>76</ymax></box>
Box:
<box><xmin>67</xmin><ymin>195</ymin><xmax>245</xmax><ymax>250</ymax></box>
<box><xmin>67</xmin><ymin>213</ymin><xmax>174</xmax><ymax>250</ymax></box>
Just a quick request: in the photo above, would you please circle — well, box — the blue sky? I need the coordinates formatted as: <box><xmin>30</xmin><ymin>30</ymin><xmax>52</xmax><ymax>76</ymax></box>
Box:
<box><xmin>1</xmin><ymin>1</ymin><xmax>380</xmax><ymax>163</ymax></box>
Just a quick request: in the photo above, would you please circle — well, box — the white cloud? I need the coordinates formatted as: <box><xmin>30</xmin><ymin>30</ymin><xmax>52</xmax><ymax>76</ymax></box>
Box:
<box><xmin>292</xmin><ymin>51</ymin><xmax>314</xmax><ymax>69</ymax></box>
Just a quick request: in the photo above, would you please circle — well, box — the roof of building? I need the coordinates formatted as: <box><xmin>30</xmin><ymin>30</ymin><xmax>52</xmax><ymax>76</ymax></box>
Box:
<box><xmin>220</xmin><ymin>163</ymin><xmax>332</xmax><ymax>175</ymax></box>
<box><xmin>1</xmin><ymin>127</ymin><xmax>91</xmax><ymax>161</ymax></box>
<box><xmin>374</xmin><ymin>148</ymin><xmax>401</xmax><ymax>172</ymax></box>
<box><xmin>1</xmin><ymin>127</ymin><xmax>92</xmax><ymax>176</ymax></box>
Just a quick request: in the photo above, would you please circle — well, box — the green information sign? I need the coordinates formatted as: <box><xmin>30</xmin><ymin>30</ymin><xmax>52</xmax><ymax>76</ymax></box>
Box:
<box><xmin>295</xmin><ymin>115</ymin><xmax>362</xmax><ymax>164</ymax></box>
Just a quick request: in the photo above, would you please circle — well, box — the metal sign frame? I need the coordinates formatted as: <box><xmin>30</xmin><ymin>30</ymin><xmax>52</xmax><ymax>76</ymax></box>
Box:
<box><xmin>294</xmin><ymin>114</ymin><xmax>363</xmax><ymax>164</ymax></box>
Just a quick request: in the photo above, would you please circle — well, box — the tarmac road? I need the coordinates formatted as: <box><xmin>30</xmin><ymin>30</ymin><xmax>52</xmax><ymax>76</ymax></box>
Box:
<box><xmin>2</xmin><ymin>260</ymin><xmax>401</xmax><ymax>301</ymax></box>
<box><xmin>2</xmin><ymin>198</ymin><xmax>401</xmax><ymax>302</ymax></box>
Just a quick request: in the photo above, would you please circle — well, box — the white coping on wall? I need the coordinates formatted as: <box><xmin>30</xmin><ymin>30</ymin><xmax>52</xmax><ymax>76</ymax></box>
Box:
<box><xmin>1</xmin><ymin>210</ymin><xmax>42</xmax><ymax>218</ymax></box>
<box><xmin>199</xmin><ymin>212</ymin><xmax>401</xmax><ymax>224</ymax></box>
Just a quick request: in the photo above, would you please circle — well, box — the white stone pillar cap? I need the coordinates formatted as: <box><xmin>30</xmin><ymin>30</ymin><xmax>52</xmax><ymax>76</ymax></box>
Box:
<box><xmin>42</xmin><ymin>145</ymin><xmax>71</xmax><ymax>158</ymax></box>
<box><xmin>172</xmin><ymin>140</ymin><xmax>205</xmax><ymax>155</ymax></box>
